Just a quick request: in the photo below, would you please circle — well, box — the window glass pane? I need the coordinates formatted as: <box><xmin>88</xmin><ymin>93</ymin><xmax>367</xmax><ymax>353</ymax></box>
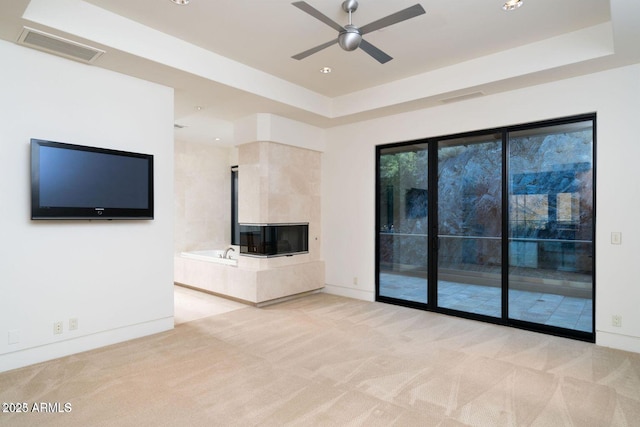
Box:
<box><xmin>378</xmin><ymin>143</ymin><xmax>429</xmax><ymax>304</ymax></box>
<box><xmin>508</xmin><ymin>120</ymin><xmax>594</xmax><ymax>332</ymax></box>
<box><xmin>231</xmin><ymin>167</ymin><xmax>239</xmax><ymax>245</ymax></box>
<box><xmin>437</xmin><ymin>135</ymin><xmax>502</xmax><ymax>317</ymax></box>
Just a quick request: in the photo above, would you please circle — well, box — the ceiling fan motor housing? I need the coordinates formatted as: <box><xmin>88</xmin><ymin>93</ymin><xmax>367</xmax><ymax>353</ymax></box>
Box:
<box><xmin>338</xmin><ymin>25</ymin><xmax>362</xmax><ymax>51</ymax></box>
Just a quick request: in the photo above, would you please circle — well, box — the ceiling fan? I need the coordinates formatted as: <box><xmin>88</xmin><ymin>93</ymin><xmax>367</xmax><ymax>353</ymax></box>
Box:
<box><xmin>291</xmin><ymin>0</ymin><xmax>426</xmax><ymax>64</ymax></box>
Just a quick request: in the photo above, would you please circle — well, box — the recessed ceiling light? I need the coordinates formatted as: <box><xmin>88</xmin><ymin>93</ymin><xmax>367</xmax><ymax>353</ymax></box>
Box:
<box><xmin>195</xmin><ymin>106</ymin><xmax>203</xmax><ymax>111</ymax></box>
<box><xmin>320</xmin><ymin>67</ymin><xmax>332</xmax><ymax>74</ymax></box>
<box><xmin>214</xmin><ymin>137</ymin><xmax>221</xmax><ymax>141</ymax></box>
<box><xmin>502</xmin><ymin>0</ymin><xmax>523</xmax><ymax>11</ymax></box>
<box><xmin>170</xmin><ymin>0</ymin><xmax>190</xmax><ymax>5</ymax></box>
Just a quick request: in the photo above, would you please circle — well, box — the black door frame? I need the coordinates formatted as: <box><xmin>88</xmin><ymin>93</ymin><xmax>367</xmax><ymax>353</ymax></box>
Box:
<box><xmin>375</xmin><ymin>113</ymin><xmax>596</xmax><ymax>342</ymax></box>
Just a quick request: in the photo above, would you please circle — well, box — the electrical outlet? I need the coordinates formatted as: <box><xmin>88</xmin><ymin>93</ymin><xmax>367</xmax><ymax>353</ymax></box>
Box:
<box><xmin>53</xmin><ymin>321</ymin><xmax>63</xmax><ymax>335</ymax></box>
<box><xmin>353</xmin><ymin>277</ymin><xmax>358</xmax><ymax>286</ymax></box>
<box><xmin>69</xmin><ymin>318</ymin><xmax>78</xmax><ymax>331</ymax></box>
<box><xmin>612</xmin><ymin>315</ymin><xmax>622</xmax><ymax>327</ymax></box>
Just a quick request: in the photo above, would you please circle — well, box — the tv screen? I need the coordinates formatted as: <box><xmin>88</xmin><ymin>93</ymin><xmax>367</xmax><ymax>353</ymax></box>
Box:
<box><xmin>31</xmin><ymin>139</ymin><xmax>154</xmax><ymax>220</ymax></box>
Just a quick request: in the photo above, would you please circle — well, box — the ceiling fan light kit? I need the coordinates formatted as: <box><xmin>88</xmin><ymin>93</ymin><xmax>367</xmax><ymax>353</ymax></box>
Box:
<box><xmin>291</xmin><ymin>1</ymin><xmax>426</xmax><ymax>64</ymax></box>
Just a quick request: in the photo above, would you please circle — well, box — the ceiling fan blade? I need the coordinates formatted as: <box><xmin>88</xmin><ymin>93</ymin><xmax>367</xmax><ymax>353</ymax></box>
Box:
<box><xmin>360</xmin><ymin>4</ymin><xmax>426</xmax><ymax>35</ymax></box>
<box><xmin>359</xmin><ymin>39</ymin><xmax>393</xmax><ymax>64</ymax></box>
<box><xmin>292</xmin><ymin>2</ymin><xmax>344</xmax><ymax>33</ymax></box>
<box><xmin>292</xmin><ymin>39</ymin><xmax>338</xmax><ymax>60</ymax></box>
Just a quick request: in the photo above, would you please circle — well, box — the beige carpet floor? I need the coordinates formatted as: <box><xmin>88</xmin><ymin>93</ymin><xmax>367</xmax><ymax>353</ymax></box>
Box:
<box><xmin>1</xmin><ymin>293</ymin><xmax>639</xmax><ymax>426</ymax></box>
<box><xmin>174</xmin><ymin>284</ymin><xmax>248</xmax><ymax>325</ymax></box>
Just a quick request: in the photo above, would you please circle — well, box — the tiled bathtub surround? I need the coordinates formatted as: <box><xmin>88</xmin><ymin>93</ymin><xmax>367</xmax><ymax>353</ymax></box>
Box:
<box><xmin>175</xmin><ymin>140</ymin><xmax>324</xmax><ymax>305</ymax></box>
<box><xmin>238</xmin><ymin>141</ymin><xmax>321</xmax><ymax>235</ymax></box>
<box><xmin>174</xmin><ymin>254</ymin><xmax>325</xmax><ymax>305</ymax></box>
<box><xmin>174</xmin><ymin>139</ymin><xmax>234</xmax><ymax>253</ymax></box>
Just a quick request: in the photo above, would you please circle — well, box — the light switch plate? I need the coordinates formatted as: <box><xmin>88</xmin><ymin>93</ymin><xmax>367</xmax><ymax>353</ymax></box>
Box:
<box><xmin>611</xmin><ymin>232</ymin><xmax>622</xmax><ymax>245</ymax></box>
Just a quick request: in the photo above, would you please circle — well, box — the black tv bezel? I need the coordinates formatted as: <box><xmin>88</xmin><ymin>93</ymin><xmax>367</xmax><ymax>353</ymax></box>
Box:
<box><xmin>30</xmin><ymin>139</ymin><xmax>154</xmax><ymax>220</ymax></box>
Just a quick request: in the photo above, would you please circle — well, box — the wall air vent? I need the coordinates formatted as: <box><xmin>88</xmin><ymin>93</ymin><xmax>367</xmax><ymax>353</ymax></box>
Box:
<box><xmin>18</xmin><ymin>27</ymin><xmax>104</xmax><ymax>64</ymax></box>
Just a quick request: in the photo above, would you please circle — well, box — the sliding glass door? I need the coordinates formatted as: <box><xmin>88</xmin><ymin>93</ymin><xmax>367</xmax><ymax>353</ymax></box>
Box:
<box><xmin>508</xmin><ymin>121</ymin><xmax>594</xmax><ymax>333</ymax></box>
<box><xmin>377</xmin><ymin>143</ymin><xmax>429</xmax><ymax>304</ymax></box>
<box><xmin>437</xmin><ymin>134</ymin><xmax>503</xmax><ymax>317</ymax></box>
<box><xmin>376</xmin><ymin>114</ymin><xmax>595</xmax><ymax>341</ymax></box>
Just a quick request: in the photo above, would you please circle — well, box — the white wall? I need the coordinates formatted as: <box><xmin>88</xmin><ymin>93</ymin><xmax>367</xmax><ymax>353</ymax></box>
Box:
<box><xmin>323</xmin><ymin>64</ymin><xmax>640</xmax><ymax>353</ymax></box>
<box><xmin>0</xmin><ymin>40</ymin><xmax>175</xmax><ymax>372</ymax></box>
<box><xmin>234</xmin><ymin>113</ymin><xmax>325</xmax><ymax>152</ymax></box>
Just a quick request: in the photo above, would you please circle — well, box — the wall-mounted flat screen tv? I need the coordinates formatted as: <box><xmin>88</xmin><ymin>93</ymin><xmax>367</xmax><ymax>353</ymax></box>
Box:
<box><xmin>31</xmin><ymin>139</ymin><xmax>154</xmax><ymax>220</ymax></box>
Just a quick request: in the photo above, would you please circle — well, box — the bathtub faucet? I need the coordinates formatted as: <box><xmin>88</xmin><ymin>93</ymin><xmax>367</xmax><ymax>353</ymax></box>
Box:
<box><xmin>223</xmin><ymin>247</ymin><xmax>235</xmax><ymax>259</ymax></box>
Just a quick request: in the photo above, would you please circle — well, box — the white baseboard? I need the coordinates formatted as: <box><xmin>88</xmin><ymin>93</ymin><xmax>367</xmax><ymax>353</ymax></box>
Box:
<box><xmin>322</xmin><ymin>283</ymin><xmax>375</xmax><ymax>302</ymax></box>
<box><xmin>596</xmin><ymin>330</ymin><xmax>640</xmax><ymax>354</ymax></box>
<box><xmin>0</xmin><ymin>317</ymin><xmax>174</xmax><ymax>373</ymax></box>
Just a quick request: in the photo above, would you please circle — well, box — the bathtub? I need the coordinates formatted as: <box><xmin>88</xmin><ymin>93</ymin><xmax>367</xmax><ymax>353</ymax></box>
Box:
<box><xmin>180</xmin><ymin>249</ymin><xmax>238</xmax><ymax>266</ymax></box>
<box><xmin>174</xmin><ymin>248</ymin><xmax>325</xmax><ymax>306</ymax></box>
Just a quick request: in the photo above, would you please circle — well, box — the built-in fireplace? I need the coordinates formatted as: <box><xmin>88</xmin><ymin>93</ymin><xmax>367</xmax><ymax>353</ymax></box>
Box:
<box><xmin>239</xmin><ymin>223</ymin><xmax>309</xmax><ymax>257</ymax></box>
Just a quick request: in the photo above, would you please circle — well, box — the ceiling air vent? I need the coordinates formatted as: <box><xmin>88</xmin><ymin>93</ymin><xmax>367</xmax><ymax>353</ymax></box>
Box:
<box><xmin>18</xmin><ymin>27</ymin><xmax>104</xmax><ymax>64</ymax></box>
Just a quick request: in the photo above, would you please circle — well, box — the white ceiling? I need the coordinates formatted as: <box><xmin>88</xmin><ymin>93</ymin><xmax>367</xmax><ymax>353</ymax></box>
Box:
<box><xmin>86</xmin><ymin>0</ymin><xmax>610</xmax><ymax>96</ymax></box>
<box><xmin>1</xmin><ymin>0</ymin><xmax>638</xmax><ymax>145</ymax></box>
